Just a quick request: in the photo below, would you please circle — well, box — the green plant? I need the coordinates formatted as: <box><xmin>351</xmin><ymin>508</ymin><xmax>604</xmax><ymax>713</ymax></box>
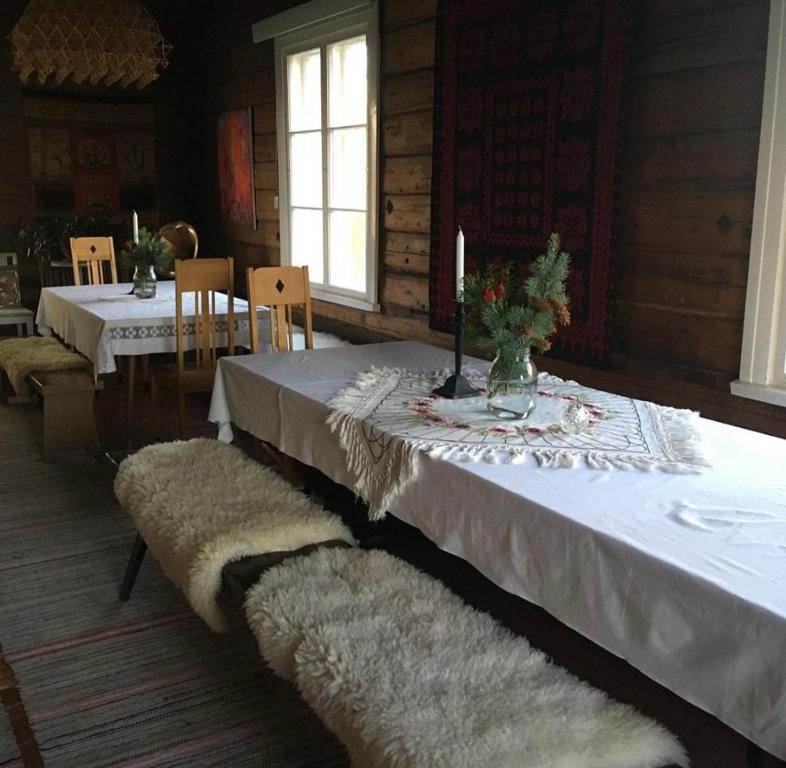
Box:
<box><xmin>120</xmin><ymin>227</ymin><xmax>170</xmax><ymax>270</ymax></box>
<box><xmin>17</xmin><ymin>215</ymin><xmax>112</xmax><ymax>262</ymax></box>
<box><xmin>463</xmin><ymin>232</ymin><xmax>571</xmax><ymax>357</ymax></box>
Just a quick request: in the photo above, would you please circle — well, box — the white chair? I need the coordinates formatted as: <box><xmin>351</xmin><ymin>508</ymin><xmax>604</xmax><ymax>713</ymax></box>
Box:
<box><xmin>0</xmin><ymin>253</ymin><xmax>34</xmax><ymax>336</ymax></box>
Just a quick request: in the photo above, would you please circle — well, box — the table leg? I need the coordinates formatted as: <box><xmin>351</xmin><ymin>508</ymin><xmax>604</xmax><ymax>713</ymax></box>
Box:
<box><xmin>126</xmin><ymin>356</ymin><xmax>136</xmax><ymax>449</ymax></box>
<box><xmin>746</xmin><ymin>741</ymin><xmax>765</xmax><ymax>768</ymax></box>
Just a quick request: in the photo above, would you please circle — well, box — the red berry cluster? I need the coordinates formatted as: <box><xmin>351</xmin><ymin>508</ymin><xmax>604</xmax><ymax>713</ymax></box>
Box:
<box><xmin>483</xmin><ymin>282</ymin><xmax>506</xmax><ymax>303</ymax></box>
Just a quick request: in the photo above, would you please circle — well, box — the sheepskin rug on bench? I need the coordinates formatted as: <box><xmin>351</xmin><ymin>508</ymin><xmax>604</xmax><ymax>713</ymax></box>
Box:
<box><xmin>0</xmin><ymin>336</ymin><xmax>89</xmax><ymax>396</ymax></box>
<box><xmin>246</xmin><ymin>548</ymin><xmax>688</xmax><ymax>768</ymax></box>
<box><xmin>114</xmin><ymin>438</ymin><xmax>355</xmax><ymax>632</ymax></box>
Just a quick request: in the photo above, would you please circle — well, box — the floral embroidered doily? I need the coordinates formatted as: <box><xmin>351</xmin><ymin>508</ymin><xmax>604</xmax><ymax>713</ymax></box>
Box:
<box><xmin>327</xmin><ymin>367</ymin><xmax>709</xmax><ymax>519</ymax></box>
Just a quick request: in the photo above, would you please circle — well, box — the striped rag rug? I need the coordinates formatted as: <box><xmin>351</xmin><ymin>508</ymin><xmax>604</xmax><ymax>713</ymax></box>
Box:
<box><xmin>1</xmin><ymin>710</ymin><xmax>20</xmax><ymax>766</ymax></box>
<box><xmin>0</xmin><ymin>404</ymin><xmax>350</xmax><ymax>768</ymax></box>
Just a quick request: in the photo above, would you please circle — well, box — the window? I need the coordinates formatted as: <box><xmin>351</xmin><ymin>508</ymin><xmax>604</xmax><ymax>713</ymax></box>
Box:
<box><xmin>272</xmin><ymin>3</ymin><xmax>379</xmax><ymax>310</ymax></box>
<box><xmin>732</xmin><ymin>0</ymin><xmax>786</xmax><ymax>407</ymax></box>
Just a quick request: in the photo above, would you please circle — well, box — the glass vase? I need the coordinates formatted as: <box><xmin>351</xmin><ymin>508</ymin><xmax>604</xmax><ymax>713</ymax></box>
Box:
<box><xmin>132</xmin><ymin>264</ymin><xmax>157</xmax><ymax>299</ymax></box>
<box><xmin>486</xmin><ymin>347</ymin><xmax>538</xmax><ymax>419</ymax></box>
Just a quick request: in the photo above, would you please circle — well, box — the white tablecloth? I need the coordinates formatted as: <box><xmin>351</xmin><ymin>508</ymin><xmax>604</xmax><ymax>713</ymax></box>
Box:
<box><xmin>36</xmin><ymin>282</ymin><xmax>250</xmax><ymax>374</ymax></box>
<box><xmin>209</xmin><ymin>340</ymin><xmax>786</xmax><ymax>759</ymax></box>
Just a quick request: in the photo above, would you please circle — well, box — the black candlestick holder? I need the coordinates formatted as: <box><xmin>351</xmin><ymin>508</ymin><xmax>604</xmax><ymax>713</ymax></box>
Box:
<box><xmin>432</xmin><ymin>300</ymin><xmax>482</xmax><ymax>399</ymax></box>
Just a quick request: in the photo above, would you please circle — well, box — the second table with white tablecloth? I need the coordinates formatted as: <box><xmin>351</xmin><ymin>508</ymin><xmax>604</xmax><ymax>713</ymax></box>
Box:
<box><xmin>208</xmin><ymin>340</ymin><xmax>786</xmax><ymax>761</ymax></box>
<box><xmin>35</xmin><ymin>281</ymin><xmax>346</xmax><ymax>375</ymax></box>
<box><xmin>35</xmin><ymin>282</ymin><xmax>251</xmax><ymax>374</ymax></box>
<box><xmin>35</xmin><ymin>281</ymin><xmax>348</xmax><ymax>446</ymax></box>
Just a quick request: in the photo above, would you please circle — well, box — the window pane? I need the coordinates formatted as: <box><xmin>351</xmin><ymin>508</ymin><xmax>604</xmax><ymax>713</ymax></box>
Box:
<box><xmin>329</xmin><ymin>209</ymin><xmax>366</xmax><ymax>292</ymax></box>
<box><xmin>290</xmin><ymin>132</ymin><xmax>322</xmax><ymax>208</ymax></box>
<box><xmin>291</xmin><ymin>208</ymin><xmax>324</xmax><ymax>283</ymax></box>
<box><xmin>328</xmin><ymin>36</ymin><xmax>367</xmax><ymax>128</ymax></box>
<box><xmin>329</xmin><ymin>127</ymin><xmax>366</xmax><ymax>210</ymax></box>
<box><xmin>288</xmin><ymin>49</ymin><xmax>321</xmax><ymax>132</ymax></box>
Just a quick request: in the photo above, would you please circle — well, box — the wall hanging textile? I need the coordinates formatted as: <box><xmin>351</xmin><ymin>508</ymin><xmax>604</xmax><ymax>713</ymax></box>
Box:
<box><xmin>429</xmin><ymin>0</ymin><xmax>629</xmax><ymax>362</ymax></box>
<box><xmin>327</xmin><ymin>367</ymin><xmax>708</xmax><ymax>519</ymax></box>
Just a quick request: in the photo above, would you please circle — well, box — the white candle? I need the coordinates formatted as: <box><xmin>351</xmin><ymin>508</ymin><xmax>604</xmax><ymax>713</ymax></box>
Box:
<box><xmin>132</xmin><ymin>210</ymin><xmax>139</xmax><ymax>245</ymax></box>
<box><xmin>456</xmin><ymin>226</ymin><xmax>464</xmax><ymax>300</ymax></box>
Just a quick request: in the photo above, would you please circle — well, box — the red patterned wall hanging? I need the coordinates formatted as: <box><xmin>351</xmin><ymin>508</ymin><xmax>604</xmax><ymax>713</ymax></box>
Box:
<box><xmin>430</xmin><ymin>0</ymin><xmax>629</xmax><ymax>362</ymax></box>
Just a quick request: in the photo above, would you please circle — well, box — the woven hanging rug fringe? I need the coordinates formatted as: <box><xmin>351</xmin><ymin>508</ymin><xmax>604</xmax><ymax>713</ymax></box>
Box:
<box><xmin>327</xmin><ymin>367</ymin><xmax>709</xmax><ymax>519</ymax></box>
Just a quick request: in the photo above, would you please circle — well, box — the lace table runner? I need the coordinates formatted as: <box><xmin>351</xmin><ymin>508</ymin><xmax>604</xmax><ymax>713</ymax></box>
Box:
<box><xmin>327</xmin><ymin>367</ymin><xmax>709</xmax><ymax>519</ymax></box>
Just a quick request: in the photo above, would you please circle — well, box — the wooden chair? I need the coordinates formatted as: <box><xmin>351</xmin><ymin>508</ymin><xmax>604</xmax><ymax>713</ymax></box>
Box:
<box><xmin>0</xmin><ymin>254</ymin><xmax>34</xmax><ymax>335</ymax></box>
<box><xmin>246</xmin><ymin>266</ymin><xmax>313</xmax><ymax>483</ymax></box>
<box><xmin>70</xmin><ymin>236</ymin><xmax>118</xmax><ymax>285</ymax></box>
<box><xmin>150</xmin><ymin>257</ymin><xmax>234</xmax><ymax>438</ymax></box>
<box><xmin>246</xmin><ymin>265</ymin><xmax>313</xmax><ymax>353</ymax></box>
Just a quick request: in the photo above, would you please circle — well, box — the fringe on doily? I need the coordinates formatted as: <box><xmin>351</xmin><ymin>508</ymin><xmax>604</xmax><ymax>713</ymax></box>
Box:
<box><xmin>327</xmin><ymin>368</ymin><xmax>422</xmax><ymax>520</ymax></box>
<box><xmin>646</xmin><ymin>402</ymin><xmax>710</xmax><ymax>472</ymax></box>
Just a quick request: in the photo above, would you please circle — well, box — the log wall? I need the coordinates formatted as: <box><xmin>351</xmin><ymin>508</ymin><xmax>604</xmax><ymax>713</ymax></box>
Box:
<box><xmin>187</xmin><ymin>2</ymin><xmax>287</xmax><ymax>276</ymax></box>
<box><xmin>199</xmin><ymin>0</ymin><xmax>784</xmax><ymax>435</ymax></box>
<box><xmin>0</xmin><ymin>0</ymin><xmax>199</xmax><ymax>306</ymax></box>
<box><xmin>1</xmin><ymin>0</ymin><xmax>783</xmax><ymax>436</ymax></box>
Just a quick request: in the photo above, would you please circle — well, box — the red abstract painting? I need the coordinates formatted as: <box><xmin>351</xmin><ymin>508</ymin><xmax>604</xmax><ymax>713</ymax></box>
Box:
<box><xmin>217</xmin><ymin>108</ymin><xmax>256</xmax><ymax>228</ymax></box>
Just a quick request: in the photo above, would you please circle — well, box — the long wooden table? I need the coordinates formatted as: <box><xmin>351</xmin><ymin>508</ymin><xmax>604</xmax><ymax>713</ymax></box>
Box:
<box><xmin>209</xmin><ymin>340</ymin><xmax>786</xmax><ymax>761</ymax></box>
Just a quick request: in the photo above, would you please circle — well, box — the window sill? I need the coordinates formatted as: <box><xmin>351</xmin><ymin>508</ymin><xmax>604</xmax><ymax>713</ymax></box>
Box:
<box><xmin>730</xmin><ymin>379</ymin><xmax>786</xmax><ymax>407</ymax></box>
<box><xmin>311</xmin><ymin>288</ymin><xmax>380</xmax><ymax>313</ymax></box>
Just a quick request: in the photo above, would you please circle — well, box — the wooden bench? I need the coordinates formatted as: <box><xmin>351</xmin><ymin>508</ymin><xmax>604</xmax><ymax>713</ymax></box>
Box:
<box><xmin>113</xmin><ymin>438</ymin><xmax>356</xmax><ymax>632</ymax></box>
<box><xmin>0</xmin><ymin>337</ymin><xmax>102</xmax><ymax>460</ymax></box>
<box><xmin>246</xmin><ymin>547</ymin><xmax>688</xmax><ymax>768</ymax></box>
<box><xmin>26</xmin><ymin>368</ymin><xmax>102</xmax><ymax>461</ymax></box>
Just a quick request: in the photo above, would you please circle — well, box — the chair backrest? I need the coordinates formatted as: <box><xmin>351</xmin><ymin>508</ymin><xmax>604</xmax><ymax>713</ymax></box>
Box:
<box><xmin>0</xmin><ymin>252</ymin><xmax>17</xmax><ymax>267</ymax></box>
<box><xmin>70</xmin><ymin>237</ymin><xmax>118</xmax><ymax>285</ymax></box>
<box><xmin>157</xmin><ymin>221</ymin><xmax>199</xmax><ymax>261</ymax></box>
<box><xmin>174</xmin><ymin>257</ymin><xmax>235</xmax><ymax>374</ymax></box>
<box><xmin>246</xmin><ymin>265</ymin><xmax>313</xmax><ymax>353</ymax></box>
<box><xmin>0</xmin><ymin>265</ymin><xmax>21</xmax><ymax>308</ymax></box>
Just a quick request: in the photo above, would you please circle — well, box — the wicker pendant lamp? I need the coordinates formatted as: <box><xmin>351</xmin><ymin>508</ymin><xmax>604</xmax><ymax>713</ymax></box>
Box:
<box><xmin>9</xmin><ymin>0</ymin><xmax>172</xmax><ymax>89</ymax></box>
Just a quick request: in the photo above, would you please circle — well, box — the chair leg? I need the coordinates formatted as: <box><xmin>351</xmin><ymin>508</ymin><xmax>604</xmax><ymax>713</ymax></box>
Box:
<box><xmin>119</xmin><ymin>533</ymin><xmax>148</xmax><ymax>601</ymax></box>
<box><xmin>25</xmin><ymin>318</ymin><xmax>33</xmax><ymax>336</ymax></box>
<box><xmin>176</xmin><ymin>389</ymin><xmax>186</xmax><ymax>439</ymax></box>
<box><xmin>0</xmin><ymin>371</ymin><xmax>9</xmax><ymax>405</ymax></box>
<box><xmin>150</xmin><ymin>374</ymin><xmax>160</xmax><ymax>439</ymax></box>
<box><xmin>282</xmin><ymin>454</ymin><xmax>300</xmax><ymax>486</ymax></box>
<box><xmin>126</xmin><ymin>356</ymin><xmax>136</xmax><ymax>449</ymax></box>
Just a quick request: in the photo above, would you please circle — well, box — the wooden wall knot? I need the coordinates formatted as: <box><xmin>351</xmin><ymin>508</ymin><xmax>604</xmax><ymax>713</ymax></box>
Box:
<box><xmin>717</xmin><ymin>214</ymin><xmax>733</xmax><ymax>234</ymax></box>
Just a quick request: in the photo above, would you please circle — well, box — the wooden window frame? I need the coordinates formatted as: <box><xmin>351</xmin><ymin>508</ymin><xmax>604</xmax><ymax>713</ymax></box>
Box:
<box><xmin>272</xmin><ymin>1</ymin><xmax>380</xmax><ymax>312</ymax></box>
<box><xmin>732</xmin><ymin>0</ymin><xmax>786</xmax><ymax>407</ymax></box>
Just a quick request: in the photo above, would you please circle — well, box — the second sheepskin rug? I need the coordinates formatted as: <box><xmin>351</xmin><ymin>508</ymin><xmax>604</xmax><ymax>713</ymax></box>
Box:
<box><xmin>247</xmin><ymin>548</ymin><xmax>689</xmax><ymax>768</ymax></box>
<box><xmin>0</xmin><ymin>336</ymin><xmax>89</xmax><ymax>395</ymax></box>
<box><xmin>114</xmin><ymin>438</ymin><xmax>355</xmax><ymax>632</ymax></box>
